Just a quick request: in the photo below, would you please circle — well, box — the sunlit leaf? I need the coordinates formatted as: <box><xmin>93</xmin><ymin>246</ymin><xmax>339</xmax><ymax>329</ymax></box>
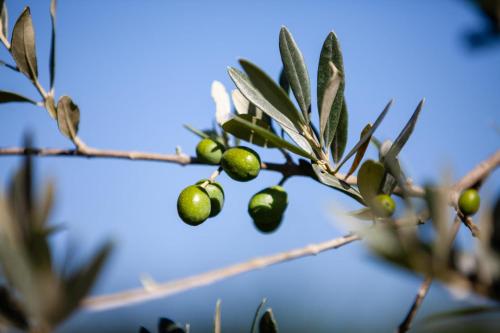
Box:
<box><xmin>11</xmin><ymin>7</ymin><xmax>38</xmax><ymax>81</ymax></box>
<box><xmin>238</xmin><ymin>59</ymin><xmax>303</xmax><ymax>127</ymax></box>
<box><xmin>228</xmin><ymin>67</ymin><xmax>314</xmax><ymax>155</ymax></box>
<box><xmin>357</xmin><ymin>160</ymin><xmax>385</xmax><ymax>203</ymax></box>
<box><xmin>222</xmin><ymin>114</ymin><xmax>277</xmax><ymax>148</ymax></box>
<box><xmin>212</xmin><ymin>81</ymin><xmax>231</xmax><ymax>126</ymax></box>
<box><xmin>0</xmin><ymin>90</ymin><xmax>36</xmax><ymax>105</ymax></box>
<box><xmin>318</xmin><ymin>31</ymin><xmax>345</xmax><ymax>149</ymax></box>
<box><xmin>225</xmin><ymin>115</ymin><xmax>315</xmax><ymax>160</ymax></box>
<box><xmin>231</xmin><ymin>89</ymin><xmax>269</xmax><ymax>124</ymax></box>
<box><xmin>344</xmin><ymin>124</ymin><xmax>372</xmax><ymax>179</ymax></box>
<box><xmin>385</xmin><ymin>99</ymin><xmax>424</xmax><ymax>160</ymax></box>
<box><xmin>331</xmin><ymin>102</ymin><xmax>348</xmax><ymax>163</ymax></box>
<box><xmin>259</xmin><ymin>309</ymin><xmax>278</xmax><ymax>333</ymax></box>
<box><xmin>56</xmin><ymin>96</ymin><xmax>80</xmax><ymax>140</ymax></box>
<box><xmin>312</xmin><ymin>164</ymin><xmax>365</xmax><ymax>204</ymax></box>
<box><xmin>279</xmin><ymin>27</ymin><xmax>311</xmax><ymax>120</ymax></box>
<box><xmin>0</xmin><ymin>0</ymin><xmax>8</xmax><ymax>39</ymax></box>
<box><xmin>335</xmin><ymin>99</ymin><xmax>393</xmax><ymax>172</ymax></box>
<box><xmin>49</xmin><ymin>0</ymin><xmax>57</xmax><ymax>92</ymax></box>
<box><xmin>319</xmin><ymin>62</ymin><xmax>342</xmax><ymax>147</ymax></box>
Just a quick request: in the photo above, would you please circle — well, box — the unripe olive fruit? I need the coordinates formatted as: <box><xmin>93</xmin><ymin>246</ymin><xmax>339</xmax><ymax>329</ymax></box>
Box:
<box><xmin>458</xmin><ymin>189</ymin><xmax>480</xmax><ymax>216</ymax></box>
<box><xmin>196</xmin><ymin>138</ymin><xmax>224</xmax><ymax>165</ymax></box>
<box><xmin>248</xmin><ymin>185</ymin><xmax>288</xmax><ymax>233</ymax></box>
<box><xmin>196</xmin><ymin>180</ymin><xmax>224</xmax><ymax>217</ymax></box>
<box><xmin>221</xmin><ymin>146</ymin><xmax>261</xmax><ymax>182</ymax></box>
<box><xmin>371</xmin><ymin>194</ymin><xmax>396</xmax><ymax>218</ymax></box>
<box><xmin>177</xmin><ymin>185</ymin><xmax>211</xmax><ymax>226</ymax></box>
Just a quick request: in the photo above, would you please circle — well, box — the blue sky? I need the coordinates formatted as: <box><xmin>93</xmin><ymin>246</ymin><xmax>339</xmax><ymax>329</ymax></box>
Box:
<box><xmin>1</xmin><ymin>0</ymin><xmax>499</xmax><ymax>332</ymax></box>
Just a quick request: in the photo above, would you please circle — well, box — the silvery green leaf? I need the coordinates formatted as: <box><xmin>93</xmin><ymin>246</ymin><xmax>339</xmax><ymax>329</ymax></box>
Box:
<box><xmin>212</xmin><ymin>81</ymin><xmax>231</xmax><ymax>126</ymax></box>
<box><xmin>357</xmin><ymin>160</ymin><xmax>385</xmax><ymax>203</ymax></box>
<box><xmin>231</xmin><ymin>89</ymin><xmax>267</xmax><ymax>121</ymax></box>
<box><xmin>10</xmin><ymin>7</ymin><xmax>38</xmax><ymax>81</ymax></box>
<box><xmin>319</xmin><ymin>62</ymin><xmax>342</xmax><ymax>147</ymax></box>
<box><xmin>56</xmin><ymin>96</ymin><xmax>80</xmax><ymax>140</ymax></box>
<box><xmin>222</xmin><ymin>114</ymin><xmax>276</xmax><ymax>148</ymax></box>
<box><xmin>385</xmin><ymin>99</ymin><xmax>424</xmax><ymax>160</ymax></box>
<box><xmin>279</xmin><ymin>26</ymin><xmax>311</xmax><ymax>120</ymax></box>
<box><xmin>228</xmin><ymin>67</ymin><xmax>313</xmax><ymax>155</ymax></box>
<box><xmin>335</xmin><ymin>99</ymin><xmax>393</xmax><ymax>172</ymax></box>
<box><xmin>259</xmin><ymin>309</ymin><xmax>278</xmax><ymax>333</ymax></box>
<box><xmin>0</xmin><ymin>90</ymin><xmax>37</xmax><ymax>104</ymax></box>
<box><xmin>278</xmin><ymin>68</ymin><xmax>290</xmax><ymax>95</ymax></box>
<box><xmin>49</xmin><ymin>0</ymin><xmax>57</xmax><ymax>92</ymax></box>
<box><xmin>318</xmin><ymin>31</ymin><xmax>345</xmax><ymax>148</ymax></box>
<box><xmin>0</xmin><ymin>0</ymin><xmax>8</xmax><ymax>39</ymax></box>
<box><xmin>312</xmin><ymin>164</ymin><xmax>365</xmax><ymax>204</ymax></box>
<box><xmin>331</xmin><ymin>101</ymin><xmax>348</xmax><ymax>163</ymax></box>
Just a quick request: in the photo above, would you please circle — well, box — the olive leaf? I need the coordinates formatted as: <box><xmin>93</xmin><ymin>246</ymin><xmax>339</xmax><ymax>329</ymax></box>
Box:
<box><xmin>319</xmin><ymin>62</ymin><xmax>342</xmax><ymax>147</ymax></box>
<box><xmin>425</xmin><ymin>306</ymin><xmax>500</xmax><ymax>323</ymax></box>
<box><xmin>385</xmin><ymin>98</ymin><xmax>425</xmax><ymax>161</ymax></box>
<box><xmin>49</xmin><ymin>0</ymin><xmax>57</xmax><ymax>92</ymax></box>
<box><xmin>222</xmin><ymin>114</ymin><xmax>277</xmax><ymax>148</ymax></box>
<box><xmin>344</xmin><ymin>124</ymin><xmax>372</xmax><ymax>179</ymax></box>
<box><xmin>228</xmin><ymin>67</ymin><xmax>313</xmax><ymax>155</ymax></box>
<box><xmin>56</xmin><ymin>96</ymin><xmax>80</xmax><ymax>140</ymax></box>
<box><xmin>10</xmin><ymin>7</ymin><xmax>38</xmax><ymax>81</ymax></box>
<box><xmin>331</xmin><ymin>102</ymin><xmax>348</xmax><ymax>163</ymax></box>
<box><xmin>318</xmin><ymin>31</ymin><xmax>345</xmax><ymax>149</ymax></box>
<box><xmin>212</xmin><ymin>81</ymin><xmax>231</xmax><ymax>126</ymax></box>
<box><xmin>238</xmin><ymin>59</ymin><xmax>304</xmax><ymax>127</ymax></box>
<box><xmin>312</xmin><ymin>164</ymin><xmax>365</xmax><ymax>204</ymax></box>
<box><xmin>251</xmin><ymin>298</ymin><xmax>267</xmax><ymax>333</ymax></box>
<box><xmin>357</xmin><ymin>160</ymin><xmax>385</xmax><ymax>203</ymax></box>
<box><xmin>158</xmin><ymin>317</ymin><xmax>186</xmax><ymax>333</ymax></box>
<box><xmin>334</xmin><ymin>99</ymin><xmax>393</xmax><ymax>172</ymax></box>
<box><xmin>224</xmin><ymin>115</ymin><xmax>315</xmax><ymax>160</ymax></box>
<box><xmin>231</xmin><ymin>88</ymin><xmax>270</xmax><ymax>125</ymax></box>
<box><xmin>44</xmin><ymin>94</ymin><xmax>57</xmax><ymax>119</ymax></box>
<box><xmin>183</xmin><ymin>124</ymin><xmax>210</xmax><ymax>139</ymax></box>
<box><xmin>348</xmin><ymin>207</ymin><xmax>374</xmax><ymax>221</ymax></box>
<box><xmin>213</xmin><ymin>299</ymin><xmax>221</xmax><ymax>333</ymax></box>
<box><xmin>279</xmin><ymin>26</ymin><xmax>311</xmax><ymax>121</ymax></box>
<box><xmin>0</xmin><ymin>90</ymin><xmax>37</xmax><ymax>105</ymax></box>
<box><xmin>278</xmin><ymin>68</ymin><xmax>290</xmax><ymax>95</ymax></box>
<box><xmin>0</xmin><ymin>0</ymin><xmax>8</xmax><ymax>40</ymax></box>
<box><xmin>259</xmin><ymin>309</ymin><xmax>278</xmax><ymax>333</ymax></box>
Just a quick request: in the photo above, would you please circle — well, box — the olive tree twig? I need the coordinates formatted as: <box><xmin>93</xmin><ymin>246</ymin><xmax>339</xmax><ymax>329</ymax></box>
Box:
<box><xmin>82</xmin><ymin>233</ymin><xmax>361</xmax><ymax>311</ymax></box>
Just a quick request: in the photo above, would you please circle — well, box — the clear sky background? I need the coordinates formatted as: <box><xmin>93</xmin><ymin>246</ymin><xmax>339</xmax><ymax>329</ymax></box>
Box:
<box><xmin>1</xmin><ymin>0</ymin><xmax>499</xmax><ymax>332</ymax></box>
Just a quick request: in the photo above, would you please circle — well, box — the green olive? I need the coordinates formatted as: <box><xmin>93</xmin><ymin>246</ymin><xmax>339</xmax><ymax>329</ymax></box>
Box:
<box><xmin>221</xmin><ymin>146</ymin><xmax>261</xmax><ymax>182</ymax></box>
<box><xmin>196</xmin><ymin>138</ymin><xmax>224</xmax><ymax>165</ymax></box>
<box><xmin>196</xmin><ymin>180</ymin><xmax>224</xmax><ymax>217</ymax></box>
<box><xmin>371</xmin><ymin>194</ymin><xmax>396</xmax><ymax>218</ymax></box>
<box><xmin>458</xmin><ymin>189</ymin><xmax>480</xmax><ymax>216</ymax></box>
<box><xmin>248</xmin><ymin>185</ymin><xmax>288</xmax><ymax>233</ymax></box>
<box><xmin>177</xmin><ymin>185</ymin><xmax>211</xmax><ymax>226</ymax></box>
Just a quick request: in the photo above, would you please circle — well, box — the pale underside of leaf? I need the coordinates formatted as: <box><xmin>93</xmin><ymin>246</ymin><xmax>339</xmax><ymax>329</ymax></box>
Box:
<box><xmin>211</xmin><ymin>80</ymin><xmax>231</xmax><ymax>125</ymax></box>
<box><xmin>319</xmin><ymin>62</ymin><xmax>341</xmax><ymax>147</ymax></box>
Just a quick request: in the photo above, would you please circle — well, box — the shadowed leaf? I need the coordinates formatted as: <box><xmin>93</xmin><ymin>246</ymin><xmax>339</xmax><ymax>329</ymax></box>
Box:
<box><xmin>251</xmin><ymin>298</ymin><xmax>267</xmax><ymax>333</ymax></box>
<box><xmin>425</xmin><ymin>306</ymin><xmax>500</xmax><ymax>323</ymax></box>
<box><xmin>335</xmin><ymin>99</ymin><xmax>393</xmax><ymax>172</ymax></box>
<box><xmin>279</xmin><ymin>27</ymin><xmax>311</xmax><ymax>120</ymax></box>
<box><xmin>278</xmin><ymin>68</ymin><xmax>290</xmax><ymax>95</ymax></box>
<box><xmin>222</xmin><ymin>114</ymin><xmax>277</xmax><ymax>148</ymax></box>
<box><xmin>49</xmin><ymin>0</ymin><xmax>57</xmax><ymax>92</ymax></box>
<box><xmin>259</xmin><ymin>309</ymin><xmax>278</xmax><ymax>333</ymax></box>
<box><xmin>331</xmin><ymin>102</ymin><xmax>348</xmax><ymax>163</ymax></box>
<box><xmin>56</xmin><ymin>96</ymin><xmax>80</xmax><ymax>140</ymax></box>
<box><xmin>386</xmin><ymin>99</ymin><xmax>425</xmax><ymax>160</ymax></box>
<box><xmin>312</xmin><ymin>164</ymin><xmax>365</xmax><ymax>204</ymax></box>
<box><xmin>345</xmin><ymin>124</ymin><xmax>372</xmax><ymax>179</ymax></box>
<box><xmin>158</xmin><ymin>317</ymin><xmax>185</xmax><ymax>333</ymax></box>
<box><xmin>11</xmin><ymin>7</ymin><xmax>38</xmax><ymax>81</ymax></box>
<box><xmin>225</xmin><ymin>115</ymin><xmax>315</xmax><ymax>160</ymax></box>
<box><xmin>0</xmin><ymin>286</ymin><xmax>28</xmax><ymax>329</ymax></box>
<box><xmin>318</xmin><ymin>31</ymin><xmax>345</xmax><ymax>148</ymax></box>
<box><xmin>0</xmin><ymin>90</ymin><xmax>36</xmax><ymax>105</ymax></box>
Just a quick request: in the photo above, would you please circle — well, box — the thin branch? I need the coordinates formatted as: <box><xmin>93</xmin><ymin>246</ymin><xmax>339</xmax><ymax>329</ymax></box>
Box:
<box><xmin>82</xmin><ymin>233</ymin><xmax>361</xmax><ymax>311</ymax></box>
<box><xmin>397</xmin><ymin>216</ymin><xmax>462</xmax><ymax>333</ymax></box>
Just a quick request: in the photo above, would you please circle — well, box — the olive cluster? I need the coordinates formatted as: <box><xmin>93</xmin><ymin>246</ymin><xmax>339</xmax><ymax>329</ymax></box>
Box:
<box><xmin>177</xmin><ymin>138</ymin><xmax>288</xmax><ymax>232</ymax></box>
